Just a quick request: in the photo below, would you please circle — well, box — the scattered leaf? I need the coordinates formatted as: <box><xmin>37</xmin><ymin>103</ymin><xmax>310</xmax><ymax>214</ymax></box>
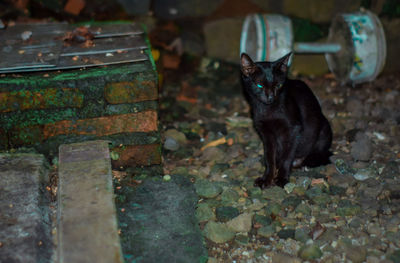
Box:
<box><xmin>201</xmin><ymin>137</ymin><xmax>226</xmax><ymax>151</ymax></box>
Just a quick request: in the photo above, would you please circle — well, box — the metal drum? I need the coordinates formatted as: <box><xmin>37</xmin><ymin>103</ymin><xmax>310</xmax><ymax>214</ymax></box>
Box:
<box><xmin>240</xmin><ymin>14</ymin><xmax>293</xmax><ymax>64</ymax></box>
<box><xmin>326</xmin><ymin>10</ymin><xmax>386</xmax><ymax>84</ymax></box>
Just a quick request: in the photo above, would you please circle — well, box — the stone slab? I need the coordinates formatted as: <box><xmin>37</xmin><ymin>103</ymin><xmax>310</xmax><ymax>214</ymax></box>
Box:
<box><xmin>116</xmin><ymin>175</ymin><xmax>208</xmax><ymax>263</ymax></box>
<box><xmin>57</xmin><ymin>140</ymin><xmax>123</xmax><ymax>263</ymax></box>
<box><xmin>0</xmin><ymin>153</ymin><xmax>53</xmax><ymax>263</ymax></box>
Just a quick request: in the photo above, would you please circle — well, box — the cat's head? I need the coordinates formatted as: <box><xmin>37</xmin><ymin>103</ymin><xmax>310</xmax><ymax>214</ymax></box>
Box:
<box><xmin>240</xmin><ymin>53</ymin><xmax>291</xmax><ymax>105</ymax></box>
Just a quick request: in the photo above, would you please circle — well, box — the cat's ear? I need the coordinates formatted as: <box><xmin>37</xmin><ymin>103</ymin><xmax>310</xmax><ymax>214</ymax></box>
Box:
<box><xmin>275</xmin><ymin>52</ymin><xmax>292</xmax><ymax>74</ymax></box>
<box><xmin>240</xmin><ymin>53</ymin><xmax>257</xmax><ymax>77</ymax></box>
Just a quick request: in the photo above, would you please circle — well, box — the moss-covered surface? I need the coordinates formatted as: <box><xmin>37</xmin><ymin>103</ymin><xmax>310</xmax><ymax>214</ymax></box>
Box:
<box><xmin>115</xmin><ymin>174</ymin><xmax>208</xmax><ymax>263</ymax></box>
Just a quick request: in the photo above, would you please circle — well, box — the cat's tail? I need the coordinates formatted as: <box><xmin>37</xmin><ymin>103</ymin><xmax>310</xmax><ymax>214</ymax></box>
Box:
<box><xmin>303</xmin><ymin>150</ymin><xmax>332</xmax><ymax>168</ymax></box>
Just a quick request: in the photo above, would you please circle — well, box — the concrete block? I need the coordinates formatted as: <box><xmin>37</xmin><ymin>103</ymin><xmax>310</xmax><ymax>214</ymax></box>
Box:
<box><xmin>57</xmin><ymin>140</ymin><xmax>123</xmax><ymax>263</ymax></box>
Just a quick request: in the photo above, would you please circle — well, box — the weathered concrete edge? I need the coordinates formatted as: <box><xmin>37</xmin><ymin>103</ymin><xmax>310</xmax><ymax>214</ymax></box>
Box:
<box><xmin>57</xmin><ymin>140</ymin><xmax>124</xmax><ymax>263</ymax></box>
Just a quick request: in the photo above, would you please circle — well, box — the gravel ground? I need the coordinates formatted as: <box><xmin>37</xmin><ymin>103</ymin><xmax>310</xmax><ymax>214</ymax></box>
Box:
<box><xmin>159</xmin><ymin>58</ymin><xmax>400</xmax><ymax>263</ymax></box>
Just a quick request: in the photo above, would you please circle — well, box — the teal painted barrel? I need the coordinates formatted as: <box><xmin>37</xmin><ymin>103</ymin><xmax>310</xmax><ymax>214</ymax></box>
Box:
<box><xmin>326</xmin><ymin>10</ymin><xmax>386</xmax><ymax>84</ymax></box>
<box><xmin>240</xmin><ymin>14</ymin><xmax>293</xmax><ymax>63</ymax></box>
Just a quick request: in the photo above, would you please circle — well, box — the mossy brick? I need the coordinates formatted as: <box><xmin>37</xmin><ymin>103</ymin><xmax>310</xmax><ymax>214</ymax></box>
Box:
<box><xmin>105</xmin><ymin>79</ymin><xmax>157</xmax><ymax>104</ymax></box>
<box><xmin>9</xmin><ymin>110</ymin><xmax>158</xmax><ymax>145</ymax></box>
<box><xmin>0</xmin><ymin>22</ymin><xmax>159</xmax><ymax>165</ymax></box>
<box><xmin>111</xmin><ymin>143</ymin><xmax>162</xmax><ymax>167</ymax></box>
<box><xmin>0</xmin><ymin>88</ymin><xmax>83</xmax><ymax>113</ymax></box>
<box><xmin>43</xmin><ymin>110</ymin><xmax>158</xmax><ymax>138</ymax></box>
<box><xmin>0</xmin><ymin>62</ymin><xmax>156</xmax><ymax>89</ymax></box>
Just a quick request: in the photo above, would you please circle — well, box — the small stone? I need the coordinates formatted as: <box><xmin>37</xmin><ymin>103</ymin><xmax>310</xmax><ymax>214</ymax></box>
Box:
<box><xmin>312</xmin><ymin>193</ymin><xmax>331</xmax><ymax>207</ymax></box>
<box><xmin>200</xmin><ymin>147</ymin><xmax>225</xmax><ymax>163</ymax></box>
<box><xmin>164</xmin><ymin>129</ymin><xmax>188</xmax><ymax>145</ymax></box>
<box><xmin>305</xmin><ymin>186</ymin><xmax>323</xmax><ymax>199</ymax></box>
<box><xmin>381</xmin><ymin>161</ymin><xmax>399</xmax><ymax>179</ymax></box>
<box><xmin>203</xmin><ymin>221</ymin><xmax>235</xmax><ymax>243</ymax></box>
<box><xmin>220</xmin><ymin>189</ymin><xmax>239</xmax><ymax>205</ymax></box>
<box><xmin>351</xmin><ymin>132</ymin><xmax>372</xmax><ymax>161</ymax></box>
<box><xmin>295</xmin><ymin>227</ymin><xmax>310</xmax><ymax>243</ymax></box>
<box><xmin>330</xmin><ymin>185</ymin><xmax>346</xmax><ymax>195</ymax></box>
<box><xmin>235</xmin><ymin>234</ymin><xmax>249</xmax><ymax>245</ymax></box>
<box><xmin>258</xmin><ymin>225</ymin><xmax>276</xmax><ymax>238</ymax></box>
<box><xmin>265</xmin><ymin>202</ymin><xmax>282</xmax><ymax>216</ymax></box>
<box><xmin>163</xmin><ymin>137</ymin><xmax>180</xmax><ymax>151</ymax></box>
<box><xmin>296</xmin><ymin>176</ymin><xmax>312</xmax><ymax>189</ymax></box>
<box><xmin>353</xmin><ymin>168</ymin><xmax>376</xmax><ymax>181</ymax></box>
<box><xmin>277</xmin><ymin>229</ymin><xmax>295</xmax><ymax>239</ymax></box>
<box><xmin>249</xmin><ymin>187</ymin><xmax>263</xmax><ymax>199</ymax></box>
<box><xmin>194</xmin><ymin>179</ymin><xmax>223</xmax><ymax>198</ymax></box>
<box><xmin>254</xmin><ymin>247</ymin><xmax>267</xmax><ymax>258</ymax></box>
<box><xmin>262</xmin><ymin>186</ymin><xmax>288</xmax><ymax>202</ymax></box>
<box><xmin>284</xmin><ymin>182</ymin><xmax>297</xmax><ymax>193</ymax></box>
<box><xmin>207</xmin><ymin>257</ymin><xmax>218</xmax><ymax>263</ymax></box>
<box><xmin>334</xmin><ymin>159</ymin><xmax>355</xmax><ymax>175</ymax></box>
<box><xmin>345</xmin><ymin>246</ymin><xmax>367</xmax><ymax>263</ymax></box>
<box><xmin>336</xmin><ymin>199</ymin><xmax>362</xmax><ymax>217</ymax></box>
<box><xmin>254</xmin><ymin>214</ymin><xmax>272</xmax><ymax>227</ymax></box>
<box><xmin>226</xmin><ymin>213</ymin><xmax>253</xmax><ymax>233</ymax></box>
<box><xmin>348</xmin><ymin>217</ymin><xmax>363</xmax><ymax>229</ymax></box>
<box><xmin>281</xmin><ymin>218</ymin><xmax>298</xmax><ymax>228</ymax></box>
<box><xmin>216</xmin><ymin>206</ymin><xmax>239</xmax><ymax>222</ymax></box>
<box><xmin>298</xmin><ymin>244</ymin><xmax>323</xmax><ymax>260</ymax></box>
<box><xmin>163</xmin><ymin>175</ymin><xmax>171</xmax><ymax>181</ymax></box>
<box><xmin>367</xmin><ymin>223</ymin><xmax>382</xmax><ymax>236</ymax></box>
<box><xmin>272</xmin><ymin>253</ymin><xmax>302</xmax><ymax>263</ymax></box>
<box><xmin>292</xmin><ymin>186</ymin><xmax>306</xmax><ymax>196</ymax></box>
<box><xmin>387</xmin><ymin>249</ymin><xmax>400</xmax><ymax>263</ymax></box>
<box><xmin>282</xmin><ymin>196</ymin><xmax>302</xmax><ymax>210</ymax></box>
<box><xmin>195</xmin><ymin>203</ymin><xmax>215</xmax><ymax>222</ymax></box>
<box><xmin>295</xmin><ymin>203</ymin><xmax>312</xmax><ymax>216</ymax></box>
<box><xmin>248</xmin><ymin>198</ymin><xmax>265</xmax><ymax>211</ymax></box>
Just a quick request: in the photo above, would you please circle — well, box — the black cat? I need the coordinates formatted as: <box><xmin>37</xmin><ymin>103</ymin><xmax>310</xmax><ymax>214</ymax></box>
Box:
<box><xmin>240</xmin><ymin>53</ymin><xmax>332</xmax><ymax>188</ymax></box>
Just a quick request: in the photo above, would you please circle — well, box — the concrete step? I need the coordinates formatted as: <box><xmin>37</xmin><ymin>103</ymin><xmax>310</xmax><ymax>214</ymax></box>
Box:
<box><xmin>115</xmin><ymin>175</ymin><xmax>208</xmax><ymax>263</ymax></box>
<box><xmin>0</xmin><ymin>153</ymin><xmax>53</xmax><ymax>263</ymax></box>
<box><xmin>57</xmin><ymin>140</ymin><xmax>123</xmax><ymax>263</ymax></box>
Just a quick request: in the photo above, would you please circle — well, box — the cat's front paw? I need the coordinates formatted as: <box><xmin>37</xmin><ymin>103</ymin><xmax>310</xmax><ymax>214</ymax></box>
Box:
<box><xmin>275</xmin><ymin>177</ymin><xmax>289</xmax><ymax>188</ymax></box>
<box><xmin>254</xmin><ymin>177</ymin><xmax>275</xmax><ymax>189</ymax></box>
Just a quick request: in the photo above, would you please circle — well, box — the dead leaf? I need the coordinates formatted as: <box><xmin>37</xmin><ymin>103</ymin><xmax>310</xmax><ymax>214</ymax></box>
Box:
<box><xmin>201</xmin><ymin>137</ymin><xmax>226</xmax><ymax>151</ymax></box>
<box><xmin>310</xmin><ymin>222</ymin><xmax>326</xmax><ymax>240</ymax></box>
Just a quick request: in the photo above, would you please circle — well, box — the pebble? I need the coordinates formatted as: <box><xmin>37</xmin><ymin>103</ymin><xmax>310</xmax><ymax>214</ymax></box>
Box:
<box><xmin>295</xmin><ymin>227</ymin><xmax>310</xmax><ymax>243</ymax></box>
<box><xmin>351</xmin><ymin>132</ymin><xmax>372</xmax><ymax>161</ymax></box>
<box><xmin>203</xmin><ymin>221</ymin><xmax>235</xmax><ymax>243</ymax></box>
<box><xmin>226</xmin><ymin>213</ymin><xmax>253</xmax><ymax>233</ymax></box>
<box><xmin>296</xmin><ymin>177</ymin><xmax>312</xmax><ymax>189</ymax></box>
<box><xmin>277</xmin><ymin>229</ymin><xmax>295</xmax><ymax>239</ymax></box>
<box><xmin>353</xmin><ymin>168</ymin><xmax>376</xmax><ymax>181</ymax></box>
<box><xmin>272</xmin><ymin>253</ymin><xmax>302</xmax><ymax>263</ymax></box>
<box><xmin>220</xmin><ymin>188</ymin><xmax>240</xmax><ymax>205</ymax></box>
<box><xmin>258</xmin><ymin>225</ymin><xmax>276</xmax><ymax>238</ymax></box>
<box><xmin>216</xmin><ymin>206</ymin><xmax>239</xmax><ymax>222</ymax></box>
<box><xmin>298</xmin><ymin>244</ymin><xmax>323</xmax><ymax>260</ymax></box>
<box><xmin>284</xmin><ymin>182</ymin><xmax>297</xmax><ymax>193</ymax></box>
<box><xmin>295</xmin><ymin>203</ymin><xmax>312</xmax><ymax>216</ymax></box>
<box><xmin>262</xmin><ymin>186</ymin><xmax>288</xmax><ymax>202</ymax></box>
<box><xmin>345</xmin><ymin>245</ymin><xmax>367</xmax><ymax>263</ymax></box>
<box><xmin>195</xmin><ymin>203</ymin><xmax>215</xmax><ymax>222</ymax></box>
<box><xmin>164</xmin><ymin>137</ymin><xmax>180</xmax><ymax>151</ymax></box>
<box><xmin>334</xmin><ymin>159</ymin><xmax>356</xmax><ymax>175</ymax></box>
<box><xmin>165</xmin><ymin>129</ymin><xmax>188</xmax><ymax>145</ymax></box>
<box><xmin>194</xmin><ymin>179</ymin><xmax>223</xmax><ymax>198</ymax></box>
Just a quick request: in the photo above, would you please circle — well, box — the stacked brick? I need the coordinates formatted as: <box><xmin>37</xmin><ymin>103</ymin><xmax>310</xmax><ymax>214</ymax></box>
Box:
<box><xmin>0</xmin><ymin>59</ymin><xmax>161</xmax><ymax>167</ymax></box>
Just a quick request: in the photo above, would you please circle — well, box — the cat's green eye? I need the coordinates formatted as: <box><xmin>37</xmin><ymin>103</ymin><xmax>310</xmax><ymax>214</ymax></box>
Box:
<box><xmin>256</xmin><ymin>84</ymin><xmax>263</xmax><ymax>89</ymax></box>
